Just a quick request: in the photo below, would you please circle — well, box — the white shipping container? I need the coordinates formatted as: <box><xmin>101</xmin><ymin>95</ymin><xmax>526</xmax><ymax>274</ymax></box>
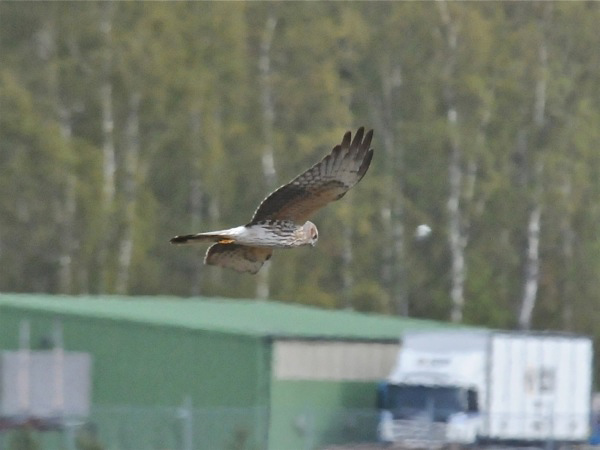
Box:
<box><xmin>485</xmin><ymin>333</ymin><xmax>592</xmax><ymax>441</ymax></box>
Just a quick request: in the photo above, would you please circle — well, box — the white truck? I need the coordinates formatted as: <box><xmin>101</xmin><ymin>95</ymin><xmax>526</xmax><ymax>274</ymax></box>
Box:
<box><xmin>377</xmin><ymin>330</ymin><xmax>593</xmax><ymax>447</ymax></box>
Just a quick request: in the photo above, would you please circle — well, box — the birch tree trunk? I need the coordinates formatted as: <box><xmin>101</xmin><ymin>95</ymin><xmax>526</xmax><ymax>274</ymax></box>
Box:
<box><xmin>438</xmin><ymin>1</ymin><xmax>468</xmax><ymax>323</ymax></box>
<box><xmin>341</xmin><ymin>221</ymin><xmax>354</xmax><ymax>308</ymax></box>
<box><xmin>560</xmin><ymin>208</ymin><xmax>575</xmax><ymax>330</ymax></box>
<box><xmin>256</xmin><ymin>14</ymin><xmax>278</xmax><ymax>300</ymax></box>
<box><xmin>101</xmin><ymin>86</ymin><xmax>116</xmax><ymax>207</ymax></box>
<box><xmin>98</xmin><ymin>1</ymin><xmax>116</xmax><ymax>293</ymax></box>
<box><xmin>519</xmin><ymin>187</ymin><xmax>542</xmax><ymax>329</ymax></box>
<box><xmin>56</xmin><ymin>101</ymin><xmax>76</xmax><ymax>293</ymax></box>
<box><xmin>518</xmin><ymin>31</ymin><xmax>548</xmax><ymax>330</ymax></box>
<box><xmin>207</xmin><ymin>109</ymin><xmax>224</xmax><ymax>287</ymax></box>
<box><xmin>58</xmin><ymin>175</ymin><xmax>76</xmax><ymax>294</ymax></box>
<box><xmin>372</xmin><ymin>61</ymin><xmax>407</xmax><ymax>315</ymax></box>
<box><xmin>39</xmin><ymin>12</ymin><xmax>77</xmax><ymax>294</ymax></box>
<box><xmin>190</xmin><ymin>105</ymin><xmax>204</xmax><ymax>296</ymax></box>
<box><xmin>115</xmin><ymin>92</ymin><xmax>142</xmax><ymax>295</ymax></box>
<box><xmin>447</xmin><ymin>116</ymin><xmax>467</xmax><ymax>324</ymax></box>
<box><xmin>100</xmin><ymin>2</ymin><xmax>116</xmax><ymax>212</ymax></box>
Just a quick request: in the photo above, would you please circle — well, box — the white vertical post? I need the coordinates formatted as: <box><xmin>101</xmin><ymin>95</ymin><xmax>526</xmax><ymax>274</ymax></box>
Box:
<box><xmin>53</xmin><ymin>320</ymin><xmax>65</xmax><ymax>416</ymax></box>
<box><xmin>180</xmin><ymin>396</ymin><xmax>193</xmax><ymax>450</ymax></box>
<box><xmin>17</xmin><ymin>320</ymin><xmax>31</xmax><ymax>415</ymax></box>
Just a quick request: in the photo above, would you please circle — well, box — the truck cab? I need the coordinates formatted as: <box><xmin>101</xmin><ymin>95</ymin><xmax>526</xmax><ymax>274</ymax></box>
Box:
<box><xmin>377</xmin><ymin>381</ymin><xmax>480</xmax><ymax>446</ymax></box>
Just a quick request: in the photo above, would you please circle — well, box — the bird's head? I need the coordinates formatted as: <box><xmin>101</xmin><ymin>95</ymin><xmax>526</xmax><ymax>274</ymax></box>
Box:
<box><xmin>302</xmin><ymin>221</ymin><xmax>319</xmax><ymax>247</ymax></box>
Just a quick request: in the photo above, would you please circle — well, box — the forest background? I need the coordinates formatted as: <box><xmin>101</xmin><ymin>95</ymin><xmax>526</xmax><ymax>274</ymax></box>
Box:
<box><xmin>2</xmin><ymin>2</ymin><xmax>600</xmax><ymax>366</ymax></box>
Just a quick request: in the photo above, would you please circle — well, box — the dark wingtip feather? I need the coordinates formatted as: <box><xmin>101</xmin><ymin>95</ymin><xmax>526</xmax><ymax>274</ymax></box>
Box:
<box><xmin>170</xmin><ymin>235</ymin><xmax>191</xmax><ymax>244</ymax></box>
<box><xmin>350</xmin><ymin>127</ymin><xmax>365</xmax><ymax>150</ymax></box>
<box><xmin>353</xmin><ymin>128</ymin><xmax>374</xmax><ymax>162</ymax></box>
<box><xmin>341</xmin><ymin>131</ymin><xmax>352</xmax><ymax>149</ymax></box>
<box><xmin>357</xmin><ymin>148</ymin><xmax>374</xmax><ymax>180</ymax></box>
<box><xmin>331</xmin><ymin>144</ymin><xmax>343</xmax><ymax>159</ymax></box>
<box><xmin>363</xmin><ymin>129</ymin><xmax>374</xmax><ymax>150</ymax></box>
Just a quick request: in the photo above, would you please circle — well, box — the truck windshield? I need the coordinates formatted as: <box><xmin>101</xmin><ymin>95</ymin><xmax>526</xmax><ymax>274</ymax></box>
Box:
<box><xmin>386</xmin><ymin>384</ymin><xmax>466</xmax><ymax>421</ymax></box>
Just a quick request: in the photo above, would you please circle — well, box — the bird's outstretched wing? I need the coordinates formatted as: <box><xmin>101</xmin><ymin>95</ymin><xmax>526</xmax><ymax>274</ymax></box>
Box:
<box><xmin>205</xmin><ymin>243</ymin><xmax>272</xmax><ymax>274</ymax></box>
<box><xmin>249</xmin><ymin>127</ymin><xmax>374</xmax><ymax>224</ymax></box>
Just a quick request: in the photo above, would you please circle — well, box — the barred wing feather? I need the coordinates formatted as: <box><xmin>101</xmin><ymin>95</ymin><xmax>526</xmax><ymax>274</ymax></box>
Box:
<box><xmin>249</xmin><ymin>127</ymin><xmax>373</xmax><ymax>224</ymax></box>
<box><xmin>205</xmin><ymin>243</ymin><xmax>273</xmax><ymax>274</ymax></box>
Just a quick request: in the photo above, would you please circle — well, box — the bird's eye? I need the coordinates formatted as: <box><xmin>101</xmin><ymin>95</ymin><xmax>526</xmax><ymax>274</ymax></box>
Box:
<box><xmin>311</xmin><ymin>228</ymin><xmax>318</xmax><ymax>239</ymax></box>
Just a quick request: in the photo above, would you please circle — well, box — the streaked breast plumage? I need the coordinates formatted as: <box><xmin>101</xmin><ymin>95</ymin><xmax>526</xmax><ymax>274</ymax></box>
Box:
<box><xmin>170</xmin><ymin>127</ymin><xmax>373</xmax><ymax>274</ymax></box>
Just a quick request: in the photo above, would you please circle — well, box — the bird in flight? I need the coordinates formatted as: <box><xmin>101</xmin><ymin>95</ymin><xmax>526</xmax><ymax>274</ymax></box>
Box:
<box><xmin>171</xmin><ymin>127</ymin><xmax>374</xmax><ymax>274</ymax></box>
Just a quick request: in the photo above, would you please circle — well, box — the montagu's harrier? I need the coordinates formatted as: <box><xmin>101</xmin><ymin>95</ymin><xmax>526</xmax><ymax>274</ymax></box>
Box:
<box><xmin>171</xmin><ymin>127</ymin><xmax>374</xmax><ymax>274</ymax></box>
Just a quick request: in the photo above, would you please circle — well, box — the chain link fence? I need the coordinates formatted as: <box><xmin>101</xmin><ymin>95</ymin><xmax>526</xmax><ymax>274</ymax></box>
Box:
<box><xmin>0</xmin><ymin>405</ymin><xmax>267</xmax><ymax>450</ymax></box>
<box><xmin>0</xmin><ymin>406</ymin><xmax>598</xmax><ymax>450</ymax></box>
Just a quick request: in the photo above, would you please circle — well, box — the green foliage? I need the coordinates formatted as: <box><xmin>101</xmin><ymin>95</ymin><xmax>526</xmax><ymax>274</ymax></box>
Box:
<box><xmin>8</xmin><ymin>427</ymin><xmax>40</xmax><ymax>450</ymax></box>
<box><xmin>1</xmin><ymin>2</ymin><xmax>600</xmax><ymax>367</ymax></box>
<box><xmin>76</xmin><ymin>423</ymin><xmax>105</xmax><ymax>450</ymax></box>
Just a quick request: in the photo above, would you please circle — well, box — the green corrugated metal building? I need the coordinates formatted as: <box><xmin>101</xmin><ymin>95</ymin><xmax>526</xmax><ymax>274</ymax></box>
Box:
<box><xmin>0</xmin><ymin>293</ymin><xmax>457</xmax><ymax>449</ymax></box>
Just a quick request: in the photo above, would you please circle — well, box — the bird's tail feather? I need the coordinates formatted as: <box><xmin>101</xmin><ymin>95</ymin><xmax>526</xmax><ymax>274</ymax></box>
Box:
<box><xmin>170</xmin><ymin>233</ymin><xmax>232</xmax><ymax>245</ymax></box>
